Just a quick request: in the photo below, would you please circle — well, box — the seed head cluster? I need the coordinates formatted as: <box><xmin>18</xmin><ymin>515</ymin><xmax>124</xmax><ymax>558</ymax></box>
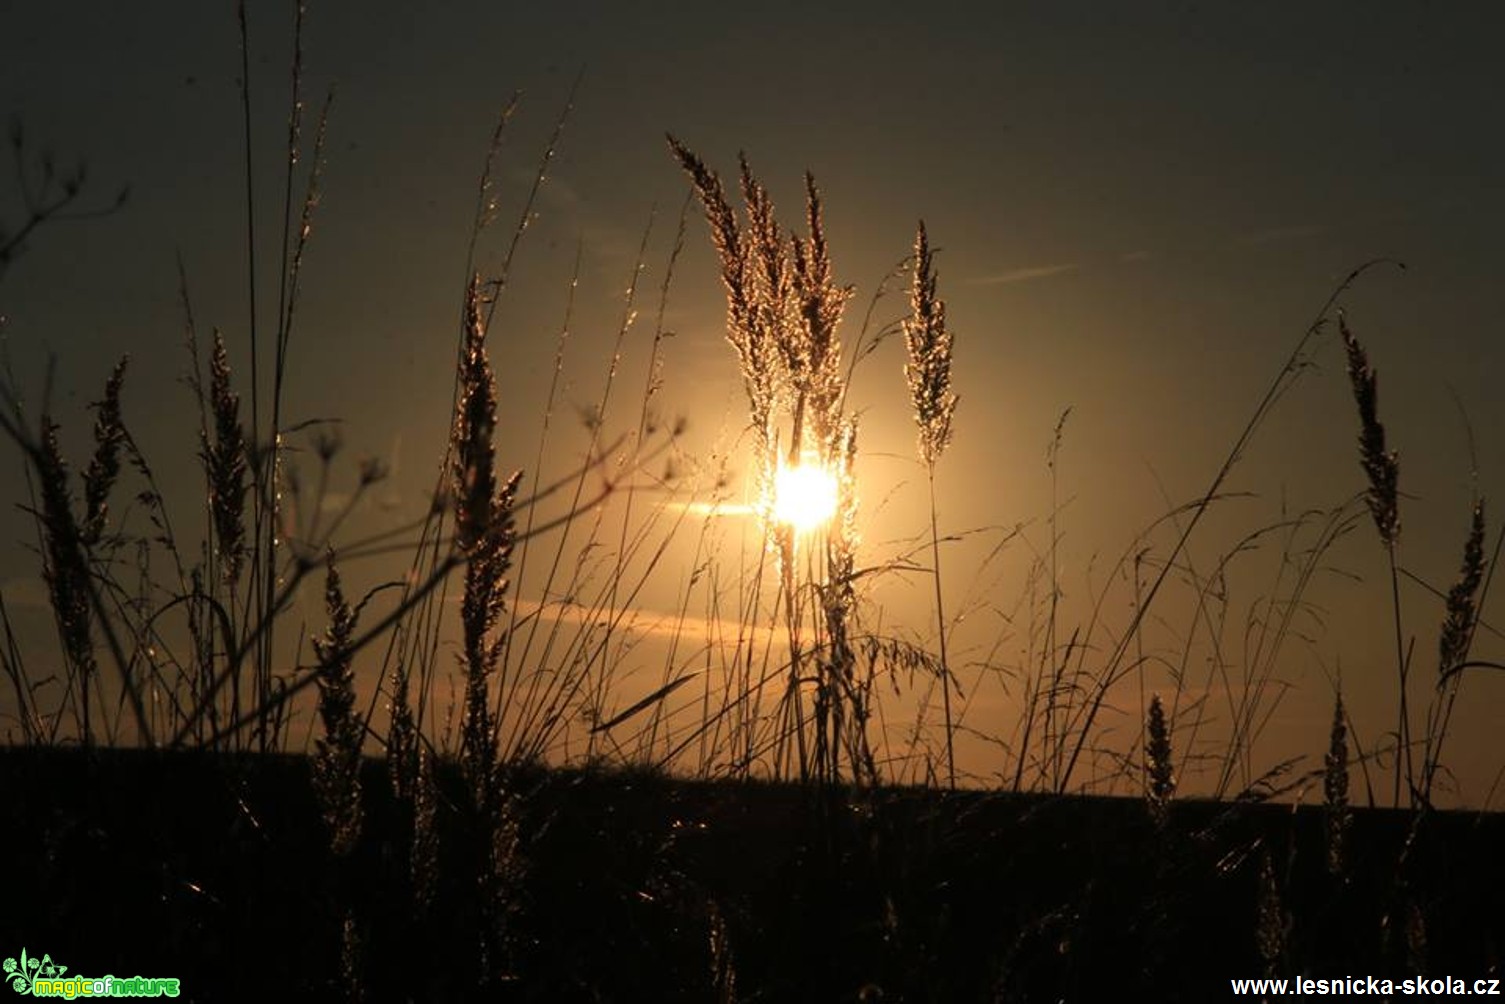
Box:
<box><xmin>903</xmin><ymin>222</ymin><xmax>957</xmax><ymax>470</ymax></box>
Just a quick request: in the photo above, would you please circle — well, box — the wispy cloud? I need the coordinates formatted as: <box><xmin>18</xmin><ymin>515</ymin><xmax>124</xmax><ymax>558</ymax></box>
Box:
<box><xmin>508</xmin><ymin>596</ymin><xmax>782</xmax><ymax>648</ymax></box>
<box><xmin>657</xmin><ymin>500</ymin><xmax>758</xmax><ymax>518</ymax></box>
<box><xmin>1119</xmin><ymin>250</ymin><xmax>1152</xmax><ymax>263</ymax></box>
<box><xmin>965</xmin><ymin>263</ymin><xmax>1079</xmax><ymax>286</ymax></box>
<box><xmin>1235</xmin><ymin>224</ymin><xmax>1328</xmax><ymax>246</ymax></box>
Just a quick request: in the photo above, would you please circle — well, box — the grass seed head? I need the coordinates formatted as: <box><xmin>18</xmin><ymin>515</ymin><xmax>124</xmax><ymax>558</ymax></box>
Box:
<box><xmin>1339</xmin><ymin>312</ymin><xmax>1399</xmax><ymax>547</ymax></box>
<box><xmin>202</xmin><ymin>331</ymin><xmax>248</xmax><ymax>585</ymax></box>
<box><xmin>81</xmin><ymin>356</ymin><xmax>128</xmax><ymax>547</ymax></box>
<box><xmin>1438</xmin><ymin>498</ymin><xmax>1486</xmax><ymax>681</ymax></box>
<box><xmin>312</xmin><ymin>552</ymin><xmax>363</xmax><ymax>858</ymax></box>
<box><xmin>1145</xmin><ymin>693</ymin><xmax>1175</xmax><ymax>820</ymax></box>
<box><xmin>903</xmin><ymin>221</ymin><xmax>957</xmax><ymax>470</ymax></box>
<box><xmin>37</xmin><ymin>415</ymin><xmax>99</xmax><ymax>734</ymax></box>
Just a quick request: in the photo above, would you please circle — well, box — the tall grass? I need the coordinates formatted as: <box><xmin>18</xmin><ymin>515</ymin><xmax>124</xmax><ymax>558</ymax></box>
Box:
<box><xmin>670</xmin><ymin>137</ymin><xmax>885</xmax><ymax>787</ymax></box>
<box><xmin>0</xmin><ymin>1</ymin><xmax>1495</xmax><ymax>825</ymax></box>
<box><xmin>5</xmin><ymin>14</ymin><xmax>1505</xmax><ymax>997</ymax></box>
<box><xmin>1339</xmin><ymin>310</ymin><xmax>1495</xmax><ymax>809</ymax></box>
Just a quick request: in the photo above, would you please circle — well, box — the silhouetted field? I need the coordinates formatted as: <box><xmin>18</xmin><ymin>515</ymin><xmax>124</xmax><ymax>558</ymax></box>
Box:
<box><xmin>4</xmin><ymin>746</ymin><xmax>1501</xmax><ymax>1001</ymax></box>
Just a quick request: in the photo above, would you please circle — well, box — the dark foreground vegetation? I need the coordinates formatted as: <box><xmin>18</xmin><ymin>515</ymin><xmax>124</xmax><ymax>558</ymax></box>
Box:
<box><xmin>3</xmin><ymin>746</ymin><xmax>1501</xmax><ymax>1002</ymax></box>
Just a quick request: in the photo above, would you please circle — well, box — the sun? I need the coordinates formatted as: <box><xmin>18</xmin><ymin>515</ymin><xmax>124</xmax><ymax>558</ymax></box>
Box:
<box><xmin>772</xmin><ymin>455</ymin><xmax>839</xmax><ymax>534</ymax></box>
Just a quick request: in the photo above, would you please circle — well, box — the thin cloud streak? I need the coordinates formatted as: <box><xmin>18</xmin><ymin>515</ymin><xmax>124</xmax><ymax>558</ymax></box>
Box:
<box><xmin>508</xmin><ymin>596</ymin><xmax>783</xmax><ymax>648</ymax></box>
<box><xmin>965</xmin><ymin>263</ymin><xmax>1079</xmax><ymax>286</ymax></box>
<box><xmin>658</xmin><ymin>500</ymin><xmax>759</xmax><ymax>518</ymax></box>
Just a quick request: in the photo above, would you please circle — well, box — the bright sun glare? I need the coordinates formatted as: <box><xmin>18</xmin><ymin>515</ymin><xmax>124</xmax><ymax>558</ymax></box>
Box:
<box><xmin>772</xmin><ymin>456</ymin><xmax>839</xmax><ymax>533</ymax></box>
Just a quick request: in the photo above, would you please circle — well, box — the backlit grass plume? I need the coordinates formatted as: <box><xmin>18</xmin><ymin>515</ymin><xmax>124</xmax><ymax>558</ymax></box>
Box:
<box><xmin>1436</xmin><ymin>499</ymin><xmax>1486</xmax><ymax>682</ymax></box>
<box><xmin>312</xmin><ymin>551</ymin><xmax>363</xmax><ymax>858</ymax></box>
<box><xmin>787</xmin><ymin>172</ymin><xmax>852</xmax><ymax>458</ymax></box>
<box><xmin>1340</xmin><ymin>311</ymin><xmax>1411</xmax><ymax>805</ymax></box>
<box><xmin>667</xmin><ymin>136</ymin><xmax>778</xmax><ymax>498</ymax></box>
<box><xmin>201</xmin><ymin>331</ymin><xmax>248</xmax><ymax>587</ymax></box>
<box><xmin>903</xmin><ymin>222</ymin><xmax>956</xmax><ymax>470</ymax></box>
<box><xmin>1422</xmin><ymin>497</ymin><xmax>1486</xmax><ymax>803</ymax></box>
<box><xmin>80</xmin><ymin>357</ymin><xmax>127</xmax><ymax>547</ymax></box>
<box><xmin>311</xmin><ymin>551</ymin><xmax>364</xmax><ymax>1002</ymax></box>
<box><xmin>36</xmin><ymin>415</ymin><xmax>101</xmax><ymax>743</ymax></box>
<box><xmin>904</xmin><ymin>221</ymin><xmax>959</xmax><ymax>786</ymax></box>
<box><xmin>452</xmin><ymin>273</ymin><xmax>522</xmax><ymax>801</ymax></box>
<box><xmin>449</xmin><ymin>277</ymin><xmax>526</xmax><ymax>985</ymax></box>
<box><xmin>673</xmin><ymin>136</ymin><xmax>877</xmax><ymax>784</ymax></box>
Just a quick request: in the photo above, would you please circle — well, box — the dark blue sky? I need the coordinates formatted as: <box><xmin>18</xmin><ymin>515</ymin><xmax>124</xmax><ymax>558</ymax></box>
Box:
<box><xmin>3</xmin><ymin>3</ymin><xmax>1502</xmax><ymax>799</ymax></box>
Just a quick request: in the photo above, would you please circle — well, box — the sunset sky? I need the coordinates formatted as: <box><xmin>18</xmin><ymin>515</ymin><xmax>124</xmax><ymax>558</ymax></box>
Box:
<box><xmin>3</xmin><ymin>4</ymin><xmax>1503</xmax><ymax>802</ymax></box>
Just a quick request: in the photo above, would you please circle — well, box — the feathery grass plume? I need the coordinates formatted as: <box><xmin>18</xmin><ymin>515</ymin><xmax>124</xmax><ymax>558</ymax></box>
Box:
<box><xmin>309</xmin><ymin>553</ymin><xmax>365</xmax><ymax>1003</ymax></box>
<box><xmin>1340</xmin><ymin>312</ymin><xmax>1399</xmax><ymax>547</ymax></box>
<box><xmin>783</xmin><ymin>169</ymin><xmax>862</xmax><ymax>785</ymax></box>
<box><xmin>452</xmin><ymin>272</ymin><xmax>522</xmax><ymax>801</ymax></box>
<box><xmin>1437</xmin><ymin>498</ymin><xmax>1485</xmax><ymax>680</ymax></box>
<box><xmin>1339</xmin><ymin>310</ymin><xmax>1412</xmax><ymax>804</ymax></box>
<box><xmin>80</xmin><ymin>357</ymin><xmax>127</xmax><ymax>547</ymax></box>
<box><xmin>1324</xmin><ymin>693</ymin><xmax>1351</xmax><ymax>877</ymax></box>
<box><xmin>740</xmin><ymin>154</ymin><xmax>794</xmax><ymax>423</ymax></box>
<box><xmin>672</xmin><ymin>138</ymin><xmax>818</xmax><ymax>782</ymax></box>
<box><xmin>201</xmin><ymin>331</ymin><xmax>248</xmax><ymax>586</ymax></box>
<box><xmin>312</xmin><ymin>552</ymin><xmax>363</xmax><ymax>858</ymax></box>
<box><xmin>904</xmin><ymin>222</ymin><xmax>957</xmax><ymax>469</ymax></box>
<box><xmin>1422</xmin><ymin>497</ymin><xmax>1486</xmax><ymax>801</ymax></box>
<box><xmin>904</xmin><ymin>221</ymin><xmax>959</xmax><ymax>787</ymax></box>
<box><xmin>35</xmin><ymin>415</ymin><xmax>101</xmax><ymax>743</ymax></box>
<box><xmin>454</xmin><ymin>323</ymin><xmax>527</xmax><ymax>993</ymax></box>
<box><xmin>790</xmin><ymin>172</ymin><xmax>852</xmax><ymax>450</ymax></box>
<box><xmin>1145</xmin><ymin>693</ymin><xmax>1175</xmax><ymax>823</ymax></box>
<box><xmin>667</xmin><ymin>136</ymin><xmax>779</xmax><ymax>499</ymax></box>
<box><xmin>446</xmin><ymin>263</ymin><xmax>536</xmax><ymax>978</ymax></box>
